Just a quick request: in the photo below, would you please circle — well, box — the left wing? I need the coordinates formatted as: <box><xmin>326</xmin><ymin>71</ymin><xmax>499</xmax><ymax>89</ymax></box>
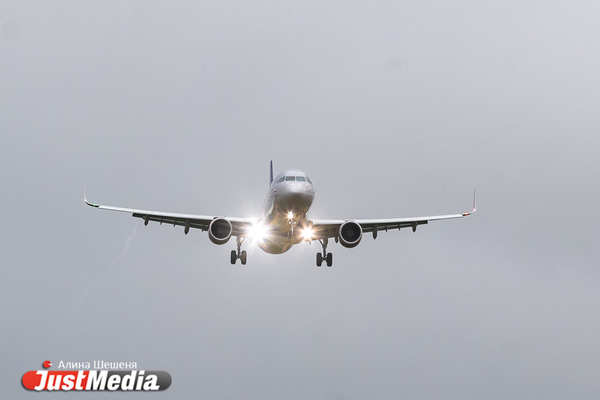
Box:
<box><xmin>312</xmin><ymin>190</ymin><xmax>476</xmax><ymax>239</ymax></box>
<box><xmin>84</xmin><ymin>198</ymin><xmax>255</xmax><ymax>236</ymax></box>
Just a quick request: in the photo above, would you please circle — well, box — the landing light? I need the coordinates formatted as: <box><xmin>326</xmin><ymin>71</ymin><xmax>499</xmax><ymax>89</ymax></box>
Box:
<box><xmin>301</xmin><ymin>227</ymin><xmax>314</xmax><ymax>241</ymax></box>
<box><xmin>246</xmin><ymin>223</ymin><xmax>269</xmax><ymax>242</ymax></box>
<box><xmin>287</xmin><ymin>211</ymin><xmax>294</xmax><ymax>220</ymax></box>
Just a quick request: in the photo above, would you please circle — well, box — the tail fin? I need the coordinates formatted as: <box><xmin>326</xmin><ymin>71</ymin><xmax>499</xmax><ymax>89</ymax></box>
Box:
<box><xmin>270</xmin><ymin>160</ymin><xmax>273</xmax><ymax>185</ymax></box>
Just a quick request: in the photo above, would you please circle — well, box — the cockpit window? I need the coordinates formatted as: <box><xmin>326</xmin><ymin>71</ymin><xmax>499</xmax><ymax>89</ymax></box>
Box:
<box><xmin>296</xmin><ymin>176</ymin><xmax>306</xmax><ymax>182</ymax></box>
<box><xmin>285</xmin><ymin>176</ymin><xmax>295</xmax><ymax>181</ymax></box>
<box><xmin>277</xmin><ymin>176</ymin><xmax>285</xmax><ymax>183</ymax></box>
<box><xmin>306</xmin><ymin>177</ymin><xmax>312</xmax><ymax>184</ymax></box>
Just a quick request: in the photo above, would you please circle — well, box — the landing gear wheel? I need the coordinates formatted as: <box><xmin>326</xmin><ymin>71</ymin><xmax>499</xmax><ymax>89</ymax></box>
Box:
<box><xmin>240</xmin><ymin>250</ymin><xmax>247</xmax><ymax>265</ymax></box>
<box><xmin>230</xmin><ymin>250</ymin><xmax>237</xmax><ymax>265</ymax></box>
<box><xmin>326</xmin><ymin>253</ymin><xmax>333</xmax><ymax>267</ymax></box>
<box><xmin>317</xmin><ymin>238</ymin><xmax>330</xmax><ymax>267</ymax></box>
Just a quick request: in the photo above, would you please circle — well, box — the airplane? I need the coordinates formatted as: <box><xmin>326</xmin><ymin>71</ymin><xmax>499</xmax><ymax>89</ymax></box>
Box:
<box><xmin>85</xmin><ymin>161</ymin><xmax>476</xmax><ymax>266</ymax></box>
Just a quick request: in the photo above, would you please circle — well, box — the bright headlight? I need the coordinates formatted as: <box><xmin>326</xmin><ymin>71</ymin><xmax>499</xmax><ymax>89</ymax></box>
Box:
<box><xmin>287</xmin><ymin>211</ymin><xmax>294</xmax><ymax>220</ymax></box>
<box><xmin>246</xmin><ymin>223</ymin><xmax>269</xmax><ymax>241</ymax></box>
<box><xmin>301</xmin><ymin>227</ymin><xmax>314</xmax><ymax>241</ymax></box>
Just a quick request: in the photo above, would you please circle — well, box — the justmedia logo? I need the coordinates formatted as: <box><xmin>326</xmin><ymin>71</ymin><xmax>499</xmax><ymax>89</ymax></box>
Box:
<box><xmin>22</xmin><ymin>361</ymin><xmax>171</xmax><ymax>391</ymax></box>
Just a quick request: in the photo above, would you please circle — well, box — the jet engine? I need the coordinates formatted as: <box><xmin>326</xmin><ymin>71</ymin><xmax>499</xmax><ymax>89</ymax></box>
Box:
<box><xmin>208</xmin><ymin>218</ymin><xmax>233</xmax><ymax>245</ymax></box>
<box><xmin>339</xmin><ymin>221</ymin><xmax>362</xmax><ymax>248</ymax></box>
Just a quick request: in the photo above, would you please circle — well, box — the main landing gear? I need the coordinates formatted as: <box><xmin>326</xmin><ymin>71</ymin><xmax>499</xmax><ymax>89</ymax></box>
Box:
<box><xmin>230</xmin><ymin>236</ymin><xmax>247</xmax><ymax>265</ymax></box>
<box><xmin>316</xmin><ymin>237</ymin><xmax>333</xmax><ymax>267</ymax></box>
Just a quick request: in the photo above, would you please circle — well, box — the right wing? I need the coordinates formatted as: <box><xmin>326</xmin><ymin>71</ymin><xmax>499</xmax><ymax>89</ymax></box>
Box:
<box><xmin>85</xmin><ymin>197</ymin><xmax>256</xmax><ymax>236</ymax></box>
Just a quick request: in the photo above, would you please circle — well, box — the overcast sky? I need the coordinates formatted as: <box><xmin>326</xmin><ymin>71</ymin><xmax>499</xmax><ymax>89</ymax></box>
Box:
<box><xmin>2</xmin><ymin>0</ymin><xmax>600</xmax><ymax>398</ymax></box>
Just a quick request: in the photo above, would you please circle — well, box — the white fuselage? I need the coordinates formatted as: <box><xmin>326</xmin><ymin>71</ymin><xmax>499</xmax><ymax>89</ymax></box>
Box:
<box><xmin>257</xmin><ymin>169</ymin><xmax>315</xmax><ymax>254</ymax></box>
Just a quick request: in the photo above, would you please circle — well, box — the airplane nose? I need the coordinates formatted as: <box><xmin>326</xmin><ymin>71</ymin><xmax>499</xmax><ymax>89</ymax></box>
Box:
<box><xmin>279</xmin><ymin>183</ymin><xmax>313</xmax><ymax>210</ymax></box>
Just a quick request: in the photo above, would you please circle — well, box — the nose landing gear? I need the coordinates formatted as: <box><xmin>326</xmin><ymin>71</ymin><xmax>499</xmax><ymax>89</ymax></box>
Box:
<box><xmin>316</xmin><ymin>238</ymin><xmax>333</xmax><ymax>267</ymax></box>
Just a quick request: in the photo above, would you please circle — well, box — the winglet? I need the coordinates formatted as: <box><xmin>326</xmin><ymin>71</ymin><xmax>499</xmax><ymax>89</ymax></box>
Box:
<box><xmin>84</xmin><ymin>185</ymin><xmax>99</xmax><ymax>208</ymax></box>
<box><xmin>269</xmin><ymin>160</ymin><xmax>273</xmax><ymax>185</ymax></box>
<box><xmin>462</xmin><ymin>189</ymin><xmax>476</xmax><ymax>216</ymax></box>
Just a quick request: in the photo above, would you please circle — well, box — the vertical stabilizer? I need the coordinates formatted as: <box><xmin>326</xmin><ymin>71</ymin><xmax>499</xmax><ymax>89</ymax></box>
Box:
<box><xmin>270</xmin><ymin>160</ymin><xmax>273</xmax><ymax>185</ymax></box>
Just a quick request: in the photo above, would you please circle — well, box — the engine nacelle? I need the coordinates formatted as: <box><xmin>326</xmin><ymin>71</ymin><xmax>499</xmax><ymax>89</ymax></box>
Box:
<box><xmin>208</xmin><ymin>218</ymin><xmax>233</xmax><ymax>245</ymax></box>
<box><xmin>339</xmin><ymin>221</ymin><xmax>362</xmax><ymax>248</ymax></box>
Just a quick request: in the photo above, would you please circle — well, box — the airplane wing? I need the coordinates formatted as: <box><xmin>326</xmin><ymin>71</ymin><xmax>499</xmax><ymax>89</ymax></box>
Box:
<box><xmin>311</xmin><ymin>190</ymin><xmax>476</xmax><ymax>240</ymax></box>
<box><xmin>84</xmin><ymin>198</ymin><xmax>255</xmax><ymax>236</ymax></box>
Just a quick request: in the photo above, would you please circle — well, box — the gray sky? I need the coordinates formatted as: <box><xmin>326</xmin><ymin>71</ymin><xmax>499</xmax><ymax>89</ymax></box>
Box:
<box><xmin>2</xmin><ymin>0</ymin><xmax>600</xmax><ymax>398</ymax></box>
